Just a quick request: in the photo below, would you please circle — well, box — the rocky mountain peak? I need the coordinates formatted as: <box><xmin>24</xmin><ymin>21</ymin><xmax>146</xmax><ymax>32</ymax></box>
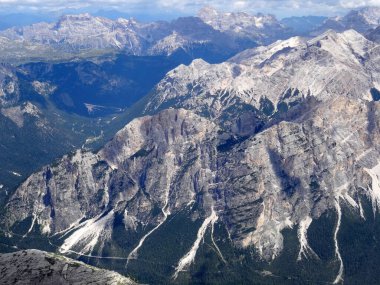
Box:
<box><xmin>306</xmin><ymin>29</ymin><xmax>374</xmax><ymax>69</ymax></box>
<box><xmin>345</xmin><ymin>6</ymin><xmax>380</xmax><ymax>26</ymax></box>
<box><xmin>100</xmin><ymin>108</ymin><xmax>216</xmax><ymax>169</ymax></box>
<box><xmin>145</xmin><ymin>29</ymin><xmax>379</xmax><ymax>127</ymax></box>
<box><xmin>198</xmin><ymin>6</ymin><xmax>281</xmax><ymax>31</ymax></box>
<box><xmin>115</xmin><ymin>17</ymin><xmax>138</xmax><ymax>27</ymax></box>
<box><xmin>314</xmin><ymin>6</ymin><xmax>380</xmax><ymax>35</ymax></box>
<box><xmin>198</xmin><ymin>6</ymin><xmax>219</xmax><ymax>17</ymax></box>
<box><xmin>59</xmin><ymin>13</ymin><xmax>94</xmax><ymax>22</ymax></box>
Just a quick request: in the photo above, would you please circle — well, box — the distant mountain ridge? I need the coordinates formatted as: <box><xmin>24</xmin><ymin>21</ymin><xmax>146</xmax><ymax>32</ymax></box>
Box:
<box><xmin>280</xmin><ymin>16</ymin><xmax>327</xmax><ymax>35</ymax></box>
<box><xmin>1</xmin><ymin>6</ymin><xmax>379</xmax><ymax>64</ymax></box>
<box><xmin>0</xmin><ymin>7</ymin><xmax>295</xmax><ymax>64</ymax></box>
<box><xmin>313</xmin><ymin>6</ymin><xmax>380</xmax><ymax>35</ymax></box>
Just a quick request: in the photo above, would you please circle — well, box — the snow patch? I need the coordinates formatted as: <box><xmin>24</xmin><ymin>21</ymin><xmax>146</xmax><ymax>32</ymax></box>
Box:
<box><xmin>358</xmin><ymin>198</ymin><xmax>366</xmax><ymax>220</ymax></box>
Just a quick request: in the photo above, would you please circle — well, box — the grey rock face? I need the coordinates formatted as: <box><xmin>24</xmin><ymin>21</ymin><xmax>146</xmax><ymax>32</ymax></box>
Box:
<box><xmin>0</xmin><ymin>249</ymin><xmax>137</xmax><ymax>285</ymax></box>
<box><xmin>340</xmin><ymin>7</ymin><xmax>380</xmax><ymax>33</ymax></box>
<box><xmin>4</xmin><ymin>97</ymin><xmax>380</xmax><ymax>264</ymax></box>
<box><xmin>215</xmin><ymin>97</ymin><xmax>379</xmax><ymax>260</ymax></box>
<box><xmin>4</xmin><ymin>109</ymin><xmax>218</xmax><ymax>255</ymax></box>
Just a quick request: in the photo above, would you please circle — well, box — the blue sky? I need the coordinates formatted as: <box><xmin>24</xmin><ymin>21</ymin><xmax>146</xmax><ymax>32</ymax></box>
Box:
<box><xmin>0</xmin><ymin>0</ymin><xmax>379</xmax><ymax>18</ymax></box>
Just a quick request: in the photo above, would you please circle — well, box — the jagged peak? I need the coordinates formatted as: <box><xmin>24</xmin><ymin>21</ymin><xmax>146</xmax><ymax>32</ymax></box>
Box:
<box><xmin>54</xmin><ymin>13</ymin><xmax>113</xmax><ymax>30</ymax></box>
<box><xmin>308</xmin><ymin>28</ymin><xmax>368</xmax><ymax>46</ymax></box>
<box><xmin>58</xmin><ymin>13</ymin><xmax>94</xmax><ymax>22</ymax></box>
<box><xmin>311</xmin><ymin>28</ymin><xmax>339</xmax><ymax>39</ymax></box>
<box><xmin>347</xmin><ymin>6</ymin><xmax>380</xmax><ymax>17</ymax></box>
<box><xmin>99</xmin><ymin>108</ymin><xmax>215</xmax><ymax>168</ymax></box>
<box><xmin>189</xmin><ymin>58</ymin><xmax>209</xmax><ymax>67</ymax></box>
<box><xmin>230</xmin><ymin>35</ymin><xmax>306</xmax><ymax>65</ymax></box>
<box><xmin>341</xmin><ymin>28</ymin><xmax>368</xmax><ymax>40</ymax></box>
<box><xmin>198</xmin><ymin>5</ymin><xmax>276</xmax><ymax>20</ymax></box>
<box><xmin>198</xmin><ymin>5</ymin><xmax>280</xmax><ymax>30</ymax></box>
<box><xmin>198</xmin><ymin>5</ymin><xmax>219</xmax><ymax>18</ymax></box>
<box><xmin>168</xmin><ymin>58</ymin><xmax>210</xmax><ymax>76</ymax></box>
<box><xmin>310</xmin><ymin>28</ymin><xmax>369</xmax><ymax>47</ymax></box>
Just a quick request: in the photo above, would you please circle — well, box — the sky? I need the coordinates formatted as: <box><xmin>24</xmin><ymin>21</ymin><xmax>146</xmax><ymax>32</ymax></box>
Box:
<box><xmin>0</xmin><ymin>0</ymin><xmax>379</xmax><ymax>19</ymax></box>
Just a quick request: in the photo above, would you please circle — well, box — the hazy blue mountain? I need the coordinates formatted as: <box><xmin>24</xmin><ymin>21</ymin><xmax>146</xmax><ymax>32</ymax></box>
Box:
<box><xmin>93</xmin><ymin>9</ymin><xmax>182</xmax><ymax>22</ymax></box>
<box><xmin>281</xmin><ymin>15</ymin><xmax>327</xmax><ymax>35</ymax></box>
<box><xmin>367</xmin><ymin>25</ymin><xmax>380</xmax><ymax>42</ymax></box>
<box><xmin>312</xmin><ymin>6</ymin><xmax>380</xmax><ymax>35</ymax></box>
<box><xmin>0</xmin><ymin>13</ymin><xmax>56</xmax><ymax>30</ymax></box>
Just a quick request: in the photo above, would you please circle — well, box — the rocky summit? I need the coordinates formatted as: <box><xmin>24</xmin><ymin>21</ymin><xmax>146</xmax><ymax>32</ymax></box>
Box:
<box><xmin>0</xmin><ymin>249</ymin><xmax>137</xmax><ymax>285</ymax></box>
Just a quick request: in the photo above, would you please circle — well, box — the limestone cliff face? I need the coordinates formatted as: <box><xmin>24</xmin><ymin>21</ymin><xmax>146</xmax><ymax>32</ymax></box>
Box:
<box><xmin>4</xmin><ymin>109</ymin><xmax>218</xmax><ymax>256</ymax></box>
<box><xmin>214</xmin><ymin>98</ymin><xmax>380</xmax><ymax>261</ymax></box>
<box><xmin>4</xmin><ymin>97</ymin><xmax>380</xmax><ymax>265</ymax></box>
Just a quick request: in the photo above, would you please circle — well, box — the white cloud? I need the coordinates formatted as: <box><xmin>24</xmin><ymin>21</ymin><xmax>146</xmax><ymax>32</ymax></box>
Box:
<box><xmin>0</xmin><ymin>0</ymin><xmax>379</xmax><ymax>16</ymax></box>
<box><xmin>340</xmin><ymin>0</ymin><xmax>380</xmax><ymax>8</ymax></box>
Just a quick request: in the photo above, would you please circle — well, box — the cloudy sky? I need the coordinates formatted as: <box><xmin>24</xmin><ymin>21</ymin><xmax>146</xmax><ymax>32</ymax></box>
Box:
<box><xmin>0</xmin><ymin>0</ymin><xmax>379</xmax><ymax>18</ymax></box>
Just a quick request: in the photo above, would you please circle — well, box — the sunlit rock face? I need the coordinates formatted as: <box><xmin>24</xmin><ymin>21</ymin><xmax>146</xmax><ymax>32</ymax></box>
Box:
<box><xmin>4</xmin><ymin>100</ymin><xmax>380</xmax><ymax>260</ymax></box>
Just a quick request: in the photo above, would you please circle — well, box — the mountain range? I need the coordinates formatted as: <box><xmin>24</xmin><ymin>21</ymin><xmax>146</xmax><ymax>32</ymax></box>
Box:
<box><xmin>0</xmin><ymin>6</ymin><xmax>379</xmax><ymax>64</ymax></box>
<box><xmin>1</xmin><ymin>5</ymin><xmax>380</xmax><ymax>285</ymax></box>
<box><xmin>0</xmin><ymin>8</ymin><xmax>269</xmax><ymax>63</ymax></box>
<box><xmin>2</xmin><ymin>27</ymin><xmax>380</xmax><ymax>284</ymax></box>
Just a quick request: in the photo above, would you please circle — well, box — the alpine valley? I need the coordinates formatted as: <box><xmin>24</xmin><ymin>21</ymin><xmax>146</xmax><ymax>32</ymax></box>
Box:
<box><xmin>1</xmin><ymin>5</ymin><xmax>380</xmax><ymax>285</ymax></box>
